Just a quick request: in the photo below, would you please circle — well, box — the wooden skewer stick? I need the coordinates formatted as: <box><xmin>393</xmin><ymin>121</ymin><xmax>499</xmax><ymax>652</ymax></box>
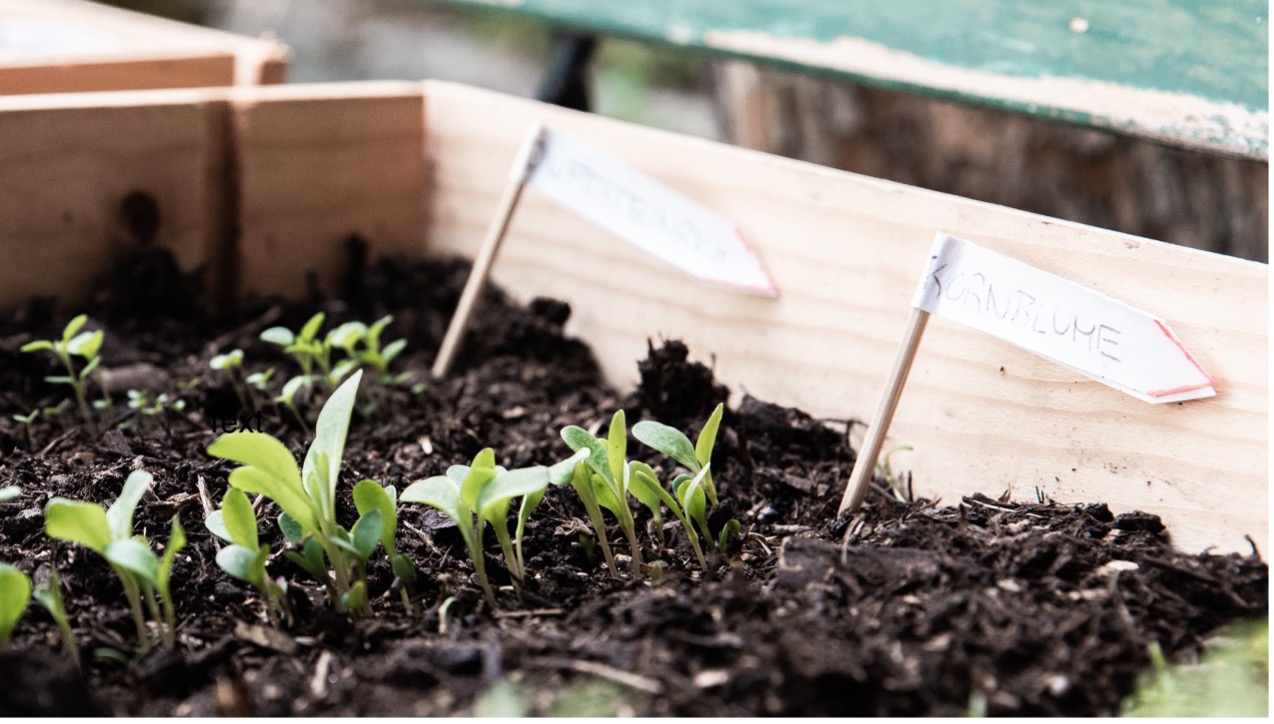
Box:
<box><xmin>837</xmin><ymin>307</ymin><xmax>930</xmax><ymax>516</ymax></box>
<box><xmin>431</xmin><ymin>122</ymin><xmax>546</xmax><ymax>379</ymax></box>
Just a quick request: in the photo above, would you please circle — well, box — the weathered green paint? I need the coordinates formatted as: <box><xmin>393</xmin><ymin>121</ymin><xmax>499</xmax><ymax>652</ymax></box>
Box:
<box><xmin>425</xmin><ymin>0</ymin><xmax>1267</xmax><ymax>158</ymax></box>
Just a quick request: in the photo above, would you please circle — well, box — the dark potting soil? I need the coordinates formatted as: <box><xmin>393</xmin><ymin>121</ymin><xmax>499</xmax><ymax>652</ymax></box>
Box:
<box><xmin>0</xmin><ymin>252</ymin><xmax>1265</xmax><ymax>716</ymax></box>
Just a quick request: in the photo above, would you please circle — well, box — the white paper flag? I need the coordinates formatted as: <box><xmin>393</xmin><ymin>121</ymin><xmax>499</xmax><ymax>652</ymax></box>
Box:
<box><xmin>912</xmin><ymin>233</ymin><xmax>1215</xmax><ymax>404</ymax></box>
<box><xmin>517</xmin><ymin>126</ymin><xmax>778</xmax><ymax>297</ymax></box>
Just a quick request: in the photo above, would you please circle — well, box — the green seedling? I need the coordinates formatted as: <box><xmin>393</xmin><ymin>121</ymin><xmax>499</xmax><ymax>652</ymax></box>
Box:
<box><xmin>878</xmin><ymin>445</ymin><xmax>914</xmax><ymax>503</ymax></box>
<box><xmin>276</xmin><ymin>375</ymin><xmax>313</xmax><ymax>433</ymax></box>
<box><xmin>126</xmin><ymin>390</ymin><xmax>186</xmax><ymax>432</ymax></box>
<box><xmin>208</xmin><ymin>370</ymin><xmax>384</xmax><ymax>616</ymax></box>
<box><xmin>206</xmin><ymin>487</ymin><xmax>290</xmax><ymax>625</ymax></box>
<box><xmin>0</xmin><ymin>563</ymin><xmax>30</xmax><ymax>644</ymax></box>
<box><xmin>561</xmin><ymin>410</ymin><xmax>645</xmax><ymax>577</ymax></box>
<box><xmin>352</xmin><ymin>479</ymin><xmax>417</xmax><ymax>613</ymax></box>
<box><xmin>357</xmin><ymin>315</ymin><xmax>408</xmax><ymax>385</ymax></box>
<box><xmin>44</xmin><ymin>470</ymin><xmax>185</xmax><ymax>650</ymax></box>
<box><xmin>33</xmin><ymin>569</ymin><xmax>80</xmax><ymax>669</ymax></box>
<box><xmin>628</xmin><ymin>460</ymin><xmax>708</xmax><ymax>571</ymax></box>
<box><xmin>211</xmin><ymin>348</ymin><xmax>252</xmax><ymax>409</ymax></box>
<box><xmin>12</xmin><ymin>410</ymin><xmax>38</xmax><ymax>450</ymax></box>
<box><xmin>261</xmin><ymin>313</ymin><xmax>364</xmax><ymax>391</ymax></box>
<box><xmin>402</xmin><ymin>448</ymin><xmax>586</xmax><ymax>608</ymax></box>
<box><xmin>20</xmin><ymin>314</ymin><xmax>105</xmax><ymax>431</ymax></box>
<box><xmin>246</xmin><ymin>368</ymin><xmax>275</xmax><ymax>397</ymax></box>
<box><xmin>634</xmin><ymin>403</ymin><xmax>741</xmax><ymax>554</ymax></box>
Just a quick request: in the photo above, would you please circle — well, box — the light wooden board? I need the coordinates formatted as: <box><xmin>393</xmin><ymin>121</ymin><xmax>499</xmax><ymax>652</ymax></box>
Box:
<box><xmin>428</xmin><ymin>0</ymin><xmax>1268</xmax><ymax>159</ymax></box>
<box><xmin>420</xmin><ymin>80</ymin><xmax>1268</xmax><ymax>554</ymax></box>
<box><xmin>0</xmin><ymin>0</ymin><xmax>289</xmax><ymax>93</ymax></box>
<box><xmin>231</xmin><ymin>82</ymin><xmax>427</xmax><ymax>300</ymax></box>
<box><xmin>0</xmin><ymin>87</ymin><xmax>232</xmax><ymax>311</ymax></box>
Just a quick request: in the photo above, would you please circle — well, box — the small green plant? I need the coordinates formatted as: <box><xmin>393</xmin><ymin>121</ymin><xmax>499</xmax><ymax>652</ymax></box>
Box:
<box><xmin>33</xmin><ymin>569</ymin><xmax>80</xmax><ymax>668</ymax></box>
<box><xmin>210</xmin><ymin>348</ymin><xmax>255</xmax><ymax>410</ymax></box>
<box><xmin>633</xmin><ymin>403</ymin><xmax>741</xmax><ymax>555</ymax></box>
<box><xmin>0</xmin><ymin>563</ymin><xmax>30</xmax><ymax>644</ymax></box>
<box><xmin>352</xmin><ymin>479</ymin><xmax>417</xmax><ymax>613</ymax></box>
<box><xmin>561</xmin><ymin>410</ymin><xmax>645</xmax><ymax>577</ymax></box>
<box><xmin>877</xmin><ymin>444</ymin><xmax>913</xmax><ymax>503</ymax></box>
<box><xmin>206</xmin><ymin>487</ymin><xmax>290</xmax><ymax>625</ymax></box>
<box><xmin>207</xmin><ymin>370</ymin><xmax>385</xmax><ymax>616</ymax></box>
<box><xmin>628</xmin><ymin>460</ymin><xmax>709</xmax><ymax>571</ymax></box>
<box><xmin>355</xmin><ymin>315</ymin><xmax>408</xmax><ymax>385</ymax></box>
<box><xmin>261</xmin><ymin>313</ymin><xmax>363</xmax><ymax>392</ymax></box>
<box><xmin>44</xmin><ymin>470</ymin><xmax>185</xmax><ymax>651</ymax></box>
<box><xmin>126</xmin><ymin>390</ymin><xmax>186</xmax><ymax>432</ymax></box>
<box><xmin>20</xmin><ymin>314</ymin><xmax>105</xmax><ymax>431</ymax></box>
<box><xmin>402</xmin><ymin>448</ymin><xmax>586</xmax><ymax>608</ymax></box>
<box><xmin>11</xmin><ymin>410</ymin><xmax>38</xmax><ymax>449</ymax></box>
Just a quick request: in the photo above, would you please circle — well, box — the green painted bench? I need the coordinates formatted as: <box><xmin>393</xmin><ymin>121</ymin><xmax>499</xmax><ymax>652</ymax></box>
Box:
<box><xmin>426</xmin><ymin>0</ymin><xmax>1268</xmax><ymax>160</ymax></box>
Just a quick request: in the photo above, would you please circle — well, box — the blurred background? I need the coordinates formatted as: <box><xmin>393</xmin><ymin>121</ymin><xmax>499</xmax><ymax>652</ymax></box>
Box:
<box><xmin>100</xmin><ymin>0</ymin><xmax>1267</xmax><ymax>262</ymax></box>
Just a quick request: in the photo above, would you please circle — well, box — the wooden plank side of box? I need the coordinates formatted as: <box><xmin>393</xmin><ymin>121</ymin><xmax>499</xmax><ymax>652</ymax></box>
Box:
<box><xmin>420</xmin><ymin>80</ymin><xmax>1268</xmax><ymax>555</ymax></box>
<box><xmin>0</xmin><ymin>0</ymin><xmax>290</xmax><ymax>92</ymax></box>
<box><xmin>231</xmin><ymin>82</ymin><xmax>427</xmax><ymax>300</ymax></box>
<box><xmin>0</xmin><ymin>88</ymin><xmax>232</xmax><ymax>311</ymax></box>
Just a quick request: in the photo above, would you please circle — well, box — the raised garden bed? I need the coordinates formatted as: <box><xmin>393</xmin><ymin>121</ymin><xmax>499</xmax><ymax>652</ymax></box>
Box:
<box><xmin>0</xmin><ymin>79</ymin><xmax>1266</xmax><ymax>716</ymax></box>
<box><xmin>0</xmin><ymin>254</ymin><xmax>1265</xmax><ymax>716</ymax></box>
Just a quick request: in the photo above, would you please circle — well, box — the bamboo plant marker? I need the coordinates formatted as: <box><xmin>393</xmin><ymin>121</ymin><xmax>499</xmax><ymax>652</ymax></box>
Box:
<box><xmin>433</xmin><ymin>121</ymin><xmax>780</xmax><ymax>378</ymax></box>
<box><xmin>432</xmin><ymin>122</ymin><xmax>547</xmax><ymax>379</ymax></box>
<box><xmin>838</xmin><ymin>232</ymin><xmax>1216</xmax><ymax>517</ymax></box>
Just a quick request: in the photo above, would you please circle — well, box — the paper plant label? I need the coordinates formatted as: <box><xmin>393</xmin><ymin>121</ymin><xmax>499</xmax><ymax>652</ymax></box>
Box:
<box><xmin>911</xmin><ymin>233</ymin><xmax>1215</xmax><ymax>403</ymax></box>
<box><xmin>517</xmin><ymin>126</ymin><xmax>778</xmax><ymax>297</ymax></box>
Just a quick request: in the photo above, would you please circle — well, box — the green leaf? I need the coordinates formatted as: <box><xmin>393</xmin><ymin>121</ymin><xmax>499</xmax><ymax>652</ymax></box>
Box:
<box><xmin>391</xmin><ymin>554</ymin><xmax>417</xmax><ymax>586</ymax></box>
<box><xmin>301</xmin><ymin>369</ymin><xmax>363</xmax><ymax>523</ymax></box>
<box><xmin>217</xmin><ymin>544</ymin><xmax>267</xmax><ymax>588</ymax></box>
<box><xmin>717</xmin><ymin>518</ymin><xmax>742</xmax><ymax>554</ymax></box>
<box><xmin>471</xmin><ymin>448</ymin><xmax>497</xmax><ymax>470</ymax></box>
<box><xmin>0</xmin><ymin>486</ymin><xmax>19</xmax><ymax>504</ymax></box>
<box><xmin>560</xmin><ymin>426</ymin><xmax>613</xmax><ymax>485</ymax></box>
<box><xmin>44</xmin><ymin>375</ymin><xmax>73</xmax><ymax>385</ymax></box>
<box><xmin>460</xmin><ymin>466</ymin><xmax>498</xmax><ymax>513</ymax></box>
<box><xmin>45</xmin><ymin>499</ymin><xmax>111</xmax><ymax>553</ymax></box>
<box><xmin>401</xmin><ymin>475</ymin><xmax>466</xmax><ymax>526</ymax></box>
<box><xmin>330</xmin><ymin>358</ymin><xmax>361</xmax><ymax>385</ymax></box>
<box><xmin>66</xmin><ymin>330</ymin><xmax>103</xmax><ymax>360</ymax></box>
<box><xmin>680</xmin><ymin>465</ymin><xmax>712</xmax><ymax>540</ymax></box>
<box><xmin>351</xmin><ymin>509</ymin><xmax>383</xmax><ymax>560</ymax></box>
<box><xmin>353</xmin><ymin>480</ymin><xmax>397</xmax><ymax>554</ymax></box>
<box><xmin>103</xmin><ymin>539</ymin><xmax>160</xmax><ymax>585</ymax></box>
<box><xmin>298</xmin><ymin>313</ymin><xmax>326</xmax><ymax>343</ymax></box>
<box><xmin>20</xmin><ymin>340</ymin><xmax>54</xmax><ymax>353</ymax></box>
<box><xmin>204</xmin><ymin>510</ymin><xmax>232</xmax><ymax>543</ymax></box>
<box><xmin>106</xmin><ymin>470</ymin><xmax>152</xmax><ymax>541</ymax></box>
<box><xmin>210</xmin><ymin>349</ymin><xmax>244</xmax><ymax>370</ymax></box>
<box><xmin>158</xmin><ymin>516</ymin><xmax>186</xmax><ymax>593</ymax></box>
<box><xmin>342</xmin><ymin>581</ymin><xmax>367</xmax><ymax>612</ymax></box>
<box><xmin>326</xmin><ymin>322</ymin><xmax>367</xmax><ymax>351</ymax></box>
<box><xmin>278</xmin><ymin>375</ymin><xmax>310</xmax><ymax>403</ymax></box>
<box><xmin>221</xmin><ymin>488</ymin><xmax>258</xmax><ymax>550</ymax></box>
<box><xmin>62</xmin><ymin>314</ymin><xmax>88</xmax><ymax>343</ymax></box>
<box><xmin>606</xmin><ymin>410</ymin><xmax>627</xmax><ymax>494</ymax></box>
<box><xmin>0</xmin><ymin>564</ymin><xmax>31</xmax><ymax>643</ymax></box>
<box><xmin>547</xmin><ymin>449</ymin><xmax>589</xmax><ymax>486</ymax></box>
<box><xmin>381</xmin><ymin>339</ymin><xmax>407</xmax><ymax>365</ymax></box>
<box><xmin>209</xmin><ymin>432</ymin><xmax>315</xmax><ymax>533</ymax></box>
<box><xmin>367</xmin><ymin>315</ymin><xmax>392</xmax><ymax>346</ymax></box>
<box><xmin>446</xmin><ymin>465</ymin><xmax>470</xmax><ymax>487</ymax></box>
<box><xmin>78</xmin><ymin>355</ymin><xmax>101</xmax><ymax>380</ymax></box>
<box><xmin>592</xmin><ymin>473</ymin><xmax>623</xmax><ymax>516</ymax></box>
<box><xmin>627</xmin><ymin>465</ymin><xmax>662</xmax><ymax>512</ymax></box>
<box><xmin>477</xmin><ymin>467</ymin><xmax>550</xmax><ymax>523</ymax></box>
<box><xmin>286</xmin><ymin>538</ymin><xmax>327</xmax><ymax>581</ymax></box>
<box><xmin>260</xmin><ymin>326</ymin><xmax>295</xmax><ymax>346</ymax></box>
<box><xmin>632</xmin><ymin>421</ymin><xmax>700</xmax><ymax>471</ymax></box>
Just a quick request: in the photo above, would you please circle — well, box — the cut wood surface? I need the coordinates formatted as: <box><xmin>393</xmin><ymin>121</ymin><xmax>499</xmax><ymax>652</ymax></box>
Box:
<box><xmin>0</xmin><ymin>0</ymin><xmax>289</xmax><ymax>93</ymax></box>
<box><xmin>427</xmin><ymin>0</ymin><xmax>1268</xmax><ymax>159</ymax></box>
<box><xmin>0</xmin><ymin>87</ymin><xmax>231</xmax><ymax>310</ymax></box>
<box><xmin>421</xmin><ymin>81</ymin><xmax>1268</xmax><ymax>554</ymax></box>
<box><xmin>231</xmin><ymin>82</ymin><xmax>427</xmax><ymax>300</ymax></box>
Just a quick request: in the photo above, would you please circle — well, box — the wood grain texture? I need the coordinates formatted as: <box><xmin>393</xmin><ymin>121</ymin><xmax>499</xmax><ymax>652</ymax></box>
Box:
<box><xmin>421</xmin><ymin>80</ymin><xmax>1267</xmax><ymax>554</ymax></box>
<box><xmin>231</xmin><ymin>82</ymin><xmax>426</xmax><ymax>299</ymax></box>
<box><xmin>0</xmin><ymin>87</ymin><xmax>231</xmax><ymax>310</ymax></box>
<box><xmin>429</xmin><ymin>0</ymin><xmax>1268</xmax><ymax>158</ymax></box>
<box><xmin>0</xmin><ymin>0</ymin><xmax>289</xmax><ymax>93</ymax></box>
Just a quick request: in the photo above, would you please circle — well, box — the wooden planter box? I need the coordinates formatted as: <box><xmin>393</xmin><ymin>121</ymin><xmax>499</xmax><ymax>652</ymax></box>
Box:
<box><xmin>0</xmin><ymin>0</ymin><xmax>288</xmax><ymax>94</ymax></box>
<box><xmin>0</xmin><ymin>80</ymin><xmax>1264</xmax><ymax>555</ymax></box>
